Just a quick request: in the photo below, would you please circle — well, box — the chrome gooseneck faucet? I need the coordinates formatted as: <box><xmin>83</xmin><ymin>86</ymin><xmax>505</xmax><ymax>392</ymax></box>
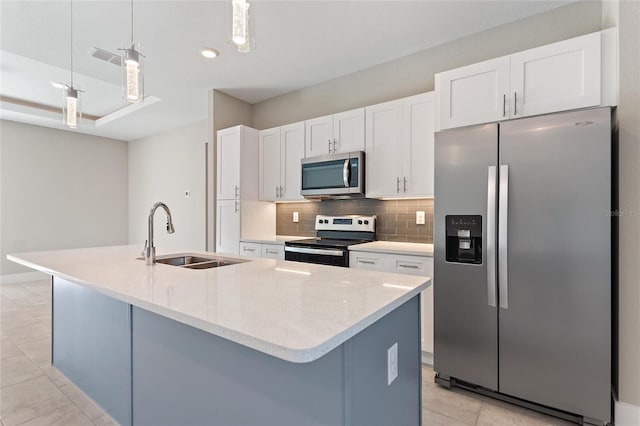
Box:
<box><xmin>143</xmin><ymin>202</ymin><xmax>175</xmax><ymax>265</ymax></box>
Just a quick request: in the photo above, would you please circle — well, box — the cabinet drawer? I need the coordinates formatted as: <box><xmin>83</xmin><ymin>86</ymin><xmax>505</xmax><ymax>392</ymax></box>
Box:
<box><xmin>239</xmin><ymin>242</ymin><xmax>261</xmax><ymax>258</ymax></box>
<box><xmin>349</xmin><ymin>252</ymin><xmax>387</xmax><ymax>272</ymax></box>
<box><xmin>390</xmin><ymin>255</ymin><xmax>433</xmax><ymax>277</ymax></box>
<box><xmin>261</xmin><ymin>244</ymin><xmax>284</xmax><ymax>259</ymax></box>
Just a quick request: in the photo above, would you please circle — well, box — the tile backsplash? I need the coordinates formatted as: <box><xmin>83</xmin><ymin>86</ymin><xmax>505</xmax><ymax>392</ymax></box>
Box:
<box><xmin>276</xmin><ymin>199</ymin><xmax>434</xmax><ymax>244</ymax></box>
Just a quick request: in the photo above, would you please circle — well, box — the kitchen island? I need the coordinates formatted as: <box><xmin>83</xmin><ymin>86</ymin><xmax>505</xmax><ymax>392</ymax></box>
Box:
<box><xmin>8</xmin><ymin>245</ymin><xmax>430</xmax><ymax>426</ymax></box>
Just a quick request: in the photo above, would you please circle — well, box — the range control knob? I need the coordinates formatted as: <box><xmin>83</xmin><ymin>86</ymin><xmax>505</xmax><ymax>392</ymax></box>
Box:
<box><xmin>324</xmin><ymin>219</ymin><xmax>329</xmax><ymax>224</ymax></box>
<box><xmin>364</xmin><ymin>220</ymin><xmax>369</xmax><ymax>225</ymax></box>
<box><xmin>318</xmin><ymin>219</ymin><xmax>323</xmax><ymax>224</ymax></box>
<box><xmin>358</xmin><ymin>220</ymin><xmax>363</xmax><ymax>225</ymax></box>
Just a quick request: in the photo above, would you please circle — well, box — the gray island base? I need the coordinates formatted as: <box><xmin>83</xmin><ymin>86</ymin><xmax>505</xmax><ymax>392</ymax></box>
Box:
<box><xmin>53</xmin><ymin>277</ymin><xmax>422</xmax><ymax>426</ymax></box>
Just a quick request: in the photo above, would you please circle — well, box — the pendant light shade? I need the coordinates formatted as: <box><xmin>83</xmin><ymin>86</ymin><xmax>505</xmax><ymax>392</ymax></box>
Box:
<box><xmin>123</xmin><ymin>45</ymin><xmax>144</xmax><ymax>103</ymax></box>
<box><xmin>231</xmin><ymin>0</ymin><xmax>249</xmax><ymax>46</ymax></box>
<box><xmin>121</xmin><ymin>0</ymin><xmax>144</xmax><ymax>103</ymax></box>
<box><xmin>63</xmin><ymin>0</ymin><xmax>82</xmax><ymax>129</ymax></box>
<box><xmin>63</xmin><ymin>86</ymin><xmax>81</xmax><ymax>129</ymax></box>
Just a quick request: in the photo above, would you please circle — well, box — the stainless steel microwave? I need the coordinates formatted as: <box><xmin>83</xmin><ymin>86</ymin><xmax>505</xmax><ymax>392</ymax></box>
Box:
<box><xmin>301</xmin><ymin>151</ymin><xmax>365</xmax><ymax>198</ymax></box>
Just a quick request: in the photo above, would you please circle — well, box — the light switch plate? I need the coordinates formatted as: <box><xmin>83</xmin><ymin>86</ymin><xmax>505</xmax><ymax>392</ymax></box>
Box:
<box><xmin>293</xmin><ymin>212</ymin><xmax>299</xmax><ymax>223</ymax></box>
<box><xmin>388</xmin><ymin>342</ymin><xmax>398</xmax><ymax>385</ymax></box>
<box><xmin>416</xmin><ymin>211</ymin><xmax>425</xmax><ymax>225</ymax></box>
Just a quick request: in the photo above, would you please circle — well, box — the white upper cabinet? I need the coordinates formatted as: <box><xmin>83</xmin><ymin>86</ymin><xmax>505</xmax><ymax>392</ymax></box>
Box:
<box><xmin>305</xmin><ymin>108</ymin><xmax>364</xmax><ymax>157</ymax></box>
<box><xmin>279</xmin><ymin>122</ymin><xmax>305</xmax><ymax>201</ymax></box>
<box><xmin>510</xmin><ymin>31</ymin><xmax>601</xmax><ymax>118</ymax></box>
<box><xmin>217</xmin><ymin>127</ymin><xmax>242</xmax><ymax>200</ymax></box>
<box><xmin>365</xmin><ymin>99</ymin><xmax>403</xmax><ymax>198</ymax></box>
<box><xmin>402</xmin><ymin>92</ymin><xmax>436</xmax><ymax>197</ymax></box>
<box><xmin>436</xmin><ymin>30</ymin><xmax>615</xmax><ymax>130</ymax></box>
<box><xmin>365</xmin><ymin>92</ymin><xmax>435</xmax><ymax>198</ymax></box>
<box><xmin>258</xmin><ymin>127</ymin><xmax>281</xmax><ymax>202</ymax></box>
<box><xmin>259</xmin><ymin>122</ymin><xmax>305</xmax><ymax>202</ymax></box>
<box><xmin>436</xmin><ymin>57</ymin><xmax>510</xmax><ymax>130</ymax></box>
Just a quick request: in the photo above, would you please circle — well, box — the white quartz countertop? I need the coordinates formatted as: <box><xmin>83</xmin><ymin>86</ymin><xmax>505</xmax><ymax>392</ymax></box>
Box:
<box><xmin>8</xmin><ymin>245</ymin><xmax>430</xmax><ymax>363</ymax></box>
<box><xmin>239</xmin><ymin>236</ymin><xmax>307</xmax><ymax>245</ymax></box>
<box><xmin>349</xmin><ymin>241</ymin><xmax>434</xmax><ymax>257</ymax></box>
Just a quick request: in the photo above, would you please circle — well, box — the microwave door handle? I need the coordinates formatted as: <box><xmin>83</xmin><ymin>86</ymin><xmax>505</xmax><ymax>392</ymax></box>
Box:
<box><xmin>343</xmin><ymin>159</ymin><xmax>350</xmax><ymax>187</ymax></box>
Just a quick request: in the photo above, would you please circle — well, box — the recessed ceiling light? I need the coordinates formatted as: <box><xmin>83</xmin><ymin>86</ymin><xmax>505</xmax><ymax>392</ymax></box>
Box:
<box><xmin>201</xmin><ymin>48</ymin><xmax>219</xmax><ymax>59</ymax></box>
<box><xmin>51</xmin><ymin>81</ymin><xmax>65</xmax><ymax>89</ymax></box>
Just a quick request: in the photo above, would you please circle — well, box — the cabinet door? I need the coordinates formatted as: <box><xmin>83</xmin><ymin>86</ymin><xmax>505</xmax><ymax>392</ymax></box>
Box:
<box><xmin>217</xmin><ymin>127</ymin><xmax>241</xmax><ymax>200</ymax></box>
<box><xmin>349</xmin><ymin>251</ymin><xmax>388</xmax><ymax>272</ymax></box>
<box><xmin>259</xmin><ymin>127</ymin><xmax>281</xmax><ymax>201</ymax></box>
<box><xmin>510</xmin><ymin>31</ymin><xmax>601</xmax><ymax>118</ymax></box>
<box><xmin>402</xmin><ymin>92</ymin><xmax>435</xmax><ymax>197</ymax></box>
<box><xmin>239</xmin><ymin>242</ymin><xmax>261</xmax><ymax>258</ymax></box>
<box><xmin>280</xmin><ymin>122</ymin><xmax>305</xmax><ymax>201</ymax></box>
<box><xmin>216</xmin><ymin>200</ymin><xmax>240</xmax><ymax>255</ymax></box>
<box><xmin>436</xmin><ymin>56</ymin><xmax>510</xmax><ymax>130</ymax></box>
<box><xmin>333</xmin><ymin>108</ymin><xmax>365</xmax><ymax>154</ymax></box>
<box><xmin>365</xmin><ymin>100</ymin><xmax>402</xmax><ymax>198</ymax></box>
<box><xmin>305</xmin><ymin>115</ymin><xmax>333</xmax><ymax>158</ymax></box>
<box><xmin>261</xmin><ymin>244</ymin><xmax>284</xmax><ymax>260</ymax></box>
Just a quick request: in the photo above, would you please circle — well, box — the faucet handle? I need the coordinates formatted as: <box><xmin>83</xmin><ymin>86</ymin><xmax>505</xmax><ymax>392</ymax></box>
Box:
<box><xmin>141</xmin><ymin>239</ymin><xmax>148</xmax><ymax>257</ymax></box>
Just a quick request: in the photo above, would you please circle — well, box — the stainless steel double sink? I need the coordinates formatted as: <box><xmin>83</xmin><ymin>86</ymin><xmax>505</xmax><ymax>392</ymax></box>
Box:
<box><xmin>138</xmin><ymin>253</ymin><xmax>247</xmax><ymax>270</ymax></box>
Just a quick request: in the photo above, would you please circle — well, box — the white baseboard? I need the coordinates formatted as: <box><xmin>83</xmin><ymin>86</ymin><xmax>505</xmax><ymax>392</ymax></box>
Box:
<box><xmin>0</xmin><ymin>271</ymin><xmax>50</xmax><ymax>285</ymax></box>
<box><xmin>421</xmin><ymin>351</ymin><xmax>433</xmax><ymax>366</ymax></box>
<box><xmin>616</xmin><ymin>400</ymin><xmax>640</xmax><ymax>426</ymax></box>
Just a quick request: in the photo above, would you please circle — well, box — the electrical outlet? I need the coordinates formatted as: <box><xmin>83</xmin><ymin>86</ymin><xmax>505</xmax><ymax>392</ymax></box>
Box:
<box><xmin>293</xmin><ymin>212</ymin><xmax>299</xmax><ymax>223</ymax></box>
<box><xmin>416</xmin><ymin>211</ymin><xmax>425</xmax><ymax>225</ymax></box>
<box><xmin>388</xmin><ymin>342</ymin><xmax>398</xmax><ymax>385</ymax></box>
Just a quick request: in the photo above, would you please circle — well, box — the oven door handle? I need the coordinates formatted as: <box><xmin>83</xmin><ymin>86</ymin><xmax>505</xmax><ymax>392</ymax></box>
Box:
<box><xmin>284</xmin><ymin>246</ymin><xmax>345</xmax><ymax>257</ymax></box>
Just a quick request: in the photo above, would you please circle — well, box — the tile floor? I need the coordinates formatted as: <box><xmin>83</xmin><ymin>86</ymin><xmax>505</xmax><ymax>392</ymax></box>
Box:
<box><xmin>0</xmin><ymin>280</ymin><xmax>575</xmax><ymax>426</ymax></box>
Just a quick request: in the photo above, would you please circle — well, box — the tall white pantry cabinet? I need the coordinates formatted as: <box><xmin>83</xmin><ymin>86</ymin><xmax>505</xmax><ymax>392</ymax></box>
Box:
<box><xmin>216</xmin><ymin>125</ymin><xmax>275</xmax><ymax>255</ymax></box>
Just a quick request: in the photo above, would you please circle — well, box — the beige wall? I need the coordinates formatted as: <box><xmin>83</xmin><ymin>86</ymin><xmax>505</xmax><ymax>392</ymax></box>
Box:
<box><xmin>252</xmin><ymin>1</ymin><xmax>603</xmax><ymax>129</ymax></box>
<box><xmin>0</xmin><ymin>120</ymin><xmax>128</xmax><ymax>276</ymax></box>
<box><xmin>616</xmin><ymin>0</ymin><xmax>640</xmax><ymax>407</ymax></box>
<box><xmin>128</xmin><ymin>120</ymin><xmax>207</xmax><ymax>251</ymax></box>
<box><xmin>207</xmin><ymin>90</ymin><xmax>253</xmax><ymax>250</ymax></box>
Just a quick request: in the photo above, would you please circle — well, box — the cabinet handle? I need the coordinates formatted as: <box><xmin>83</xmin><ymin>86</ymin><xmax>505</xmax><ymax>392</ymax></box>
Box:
<box><xmin>243</xmin><ymin>247</ymin><xmax>255</xmax><ymax>252</ymax></box>
<box><xmin>234</xmin><ymin>200</ymin><xmax>239</xmax><ymax>213</ymax></box>
<box><xmin>333</xmin><ymin>138</ymin><xmax>337</xmax><ymax>153</ymax></box>
<box><xmin>514</xmin><ymin>92</ymin><xmax>517</xmax><ymax>116</ymax></box>
<box><xmin>234</xmin><ymin>185</ymin><xmax>239</xmax><ymax>198</ymax></box>
<box><xmin>266</xmin><ymin>249</ymin><xmax>278</xmax><ymax>255</ymax></box>
<box><xmin>403</xmin><ymin>177</ymin><xmax>407</xmax><ymax>193</ymax></box>
<box><xmin>280</xmin><ymin>186</ymin><xmax>284</xmax><ymax>197</ymax></box>
<box><xmin>503</xmin><ymin>94</ymin><xmax>506</xmax><ymax>117</ymax></box>
<box><xmin>276</xmin><ymin>185</ymin><xmax>280</xmax><ymax>198</ymax></box>
<box><xmin>396</xmin><ymin>177</ymin><xmax>400</xmax><ymax>193</ymax></box>
<box><xmin>398</xmin><ymin>263</ymin><xmax>419</xmax><ymax>269</ymax></box>
<box><xmin>358</xmin><ymin>259</ymin><xmax>377</xmax><ymax>265</ymax></box>
<box><xmin>328</xmin><ymin>139</ymin><xmax>332</xmax><ymax>154</ymax></box>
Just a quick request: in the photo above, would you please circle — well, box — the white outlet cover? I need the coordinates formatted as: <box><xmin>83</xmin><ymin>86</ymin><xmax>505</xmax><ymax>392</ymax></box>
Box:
<box><xmin>416</xmin><ymin>211</ymin><xmax>425</xmax><ymax>225</ymax></box>
<box><xmin>388</xmin><ymin>342</ymin><xmax>398</xmax><ymax>385</ymax></box>
<box><xmin>293</xmin><ymin>212</ymin><xmax>299</xmax><ymax>223</ymax></box>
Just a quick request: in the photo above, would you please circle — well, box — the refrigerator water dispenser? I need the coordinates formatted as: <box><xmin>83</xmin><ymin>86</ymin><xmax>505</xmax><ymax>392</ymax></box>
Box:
<box><xmin>445</xmin><ymin>215</ymin><xmax>482</xmax><ymax>264</ymax></box>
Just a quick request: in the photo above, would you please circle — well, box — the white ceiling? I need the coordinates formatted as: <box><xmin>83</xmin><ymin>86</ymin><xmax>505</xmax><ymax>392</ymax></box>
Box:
<box><xmin>0</xmin><ymin>0</ymin><xmax>574</xmax><ymax>141</ymax></box>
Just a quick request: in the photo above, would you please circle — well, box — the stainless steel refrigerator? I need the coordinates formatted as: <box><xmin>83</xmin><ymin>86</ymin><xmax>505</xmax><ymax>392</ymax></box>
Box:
<box><xmin>433</xmin><ymin>107</ymin><xmax>612</xmax><ymax>425</ymax></box>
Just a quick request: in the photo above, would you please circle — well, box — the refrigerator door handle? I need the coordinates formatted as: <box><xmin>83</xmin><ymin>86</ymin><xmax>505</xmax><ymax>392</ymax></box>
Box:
<box><xmin>498</xmin><ymin>164</ymin><xmax>509</xmax><ymax>309</ymax></box>
<box><xmin>487</xmin><ymin>166</ymin><xmax>497</xmax><ymax>307</ymax></box>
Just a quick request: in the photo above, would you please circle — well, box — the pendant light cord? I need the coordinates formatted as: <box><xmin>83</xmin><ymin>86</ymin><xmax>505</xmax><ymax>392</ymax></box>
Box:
<box><xmin>130</xmin><ymin>0</ymin><xmax>134</xmax><ymax>46</ymax></box>
<box><xmin>70</xmin><ymin>0</ymin><xmax>73</xmax><ymax>87</ymax></box>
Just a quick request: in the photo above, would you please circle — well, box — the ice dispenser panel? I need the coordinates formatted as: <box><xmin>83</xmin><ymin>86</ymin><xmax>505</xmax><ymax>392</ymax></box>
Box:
<box><xmin>445</xmin><ymin>215</ymin><xmax>482</xmax><ymax>264</ymax></box>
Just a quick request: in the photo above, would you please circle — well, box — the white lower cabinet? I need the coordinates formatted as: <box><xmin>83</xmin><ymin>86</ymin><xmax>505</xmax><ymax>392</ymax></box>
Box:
<box><xmin>349</xmin><ymin>251</ymin><xmax>434</xmax><ymax>355</ymax></box>
<box><xmin>239</xmin><ymin>242</ymin><xmax>285</xmax><ymax>260</ymax></box>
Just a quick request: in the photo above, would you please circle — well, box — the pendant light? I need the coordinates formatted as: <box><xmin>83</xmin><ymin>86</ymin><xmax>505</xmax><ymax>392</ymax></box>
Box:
<box><xmin>120</xmin><ymin>0</ymin><xmax>144</xmax><ymax>103</ymax></box>
<box><xmin>63</xmin><ymin>0</ymin><xmax>81</xmax><ymax>129</ymax></box>
<box><xmin>231</xmin><ymin>0</ymin><xmax>252</xmax><ymax>52</ymax></box>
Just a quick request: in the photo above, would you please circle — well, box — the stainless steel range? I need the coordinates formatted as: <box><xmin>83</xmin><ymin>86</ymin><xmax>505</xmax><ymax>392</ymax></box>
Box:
<box><xmin>284</xmin><ymin>215</ymin><xmax>376</xmax><ymax>267</ymax></box>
